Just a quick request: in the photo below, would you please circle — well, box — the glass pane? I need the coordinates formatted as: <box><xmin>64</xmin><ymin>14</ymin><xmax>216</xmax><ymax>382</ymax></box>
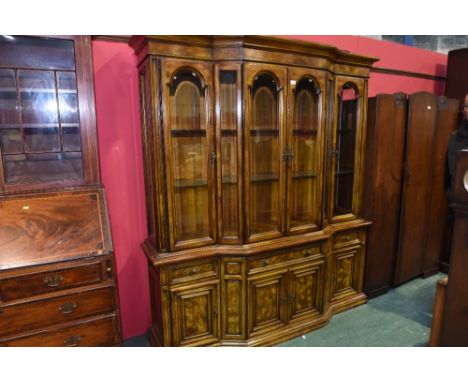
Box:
<box><xmin>170</xmin><ymin>77</ymin><xmax>210</xmax><ymax>242</ymax></box>
<box><xmin>291</xmin><ymin>78</ymin><xmax>319</xmax><ymax>228</ymax></box>
<box><xmin>250</xmin><ymin>74</ymin><xmax>279</xmax><ymax>235</ymax></box>
<box><xmin>0</xmin><ymin>69</ymin><xmax>22</xmax><ymax>154</ymax></box>
<box><xmin>333</xmin><ymin>85</ymin><xmax>358</xmax><ymax>216</ymax></box>
<box><xmin>18</xmin><ymin>70</ymin><xmax>60</xmax><ymax>153</ymax></box>
<box><xmin>220</xmin><ymin>70</ymin><xmax>238</xmax><ymax>238</ymax></box>
<box><xmin>0</xmin><ymin>36</ymin><xmax>75</xmax><ymax>70</ymax></box>
<box><xmin>57</xmin><ymin>72</ymin><xmax>81</xmax><ymax>151</ymax></box>
<box><xmin>4</xmin><ymin>152</ymin><xmax>83</xmax><ymax>183</ymax></box>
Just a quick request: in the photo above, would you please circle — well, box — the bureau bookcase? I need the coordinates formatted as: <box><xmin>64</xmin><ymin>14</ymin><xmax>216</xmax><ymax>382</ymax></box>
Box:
<box><xmin>130</xmin><ymin>36</ymin><xmax>377</xmax><ymax>346</ymax></box>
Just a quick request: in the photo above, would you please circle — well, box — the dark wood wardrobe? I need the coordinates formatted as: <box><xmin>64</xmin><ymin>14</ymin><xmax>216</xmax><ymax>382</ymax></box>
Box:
<box><xmin>364</xmin><ymin>92</ymin><xmax>459</xmax><ymax>296</ymax></box>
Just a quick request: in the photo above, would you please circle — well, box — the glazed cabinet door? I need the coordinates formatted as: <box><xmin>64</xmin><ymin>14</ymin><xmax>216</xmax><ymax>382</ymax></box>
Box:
<box><xmin>244</xmin><ymin>63</ymin><xmax>287</xmax><ymax>242</ymax></box>
<box><xmin>287</xmin><ymin>259</ymin><xmax>324</xmax><ymax>322</ymax></box>
<box><xmin>215</xmin><ymin>64</ymin><xmax>243</xmax><ymax>244</ymax></box>
<box><xmin>161</xmin><ymin>60</ymin><xmax>216</xmax><ymax>251</ymax></box>
<box><xmin>247</xmin><ymin>269</ymin><xmax>288</xmax><ymax>336</ymax></box>
<box><xmin>330</xmin><ymin>77</ymin><xmax>366</xmax><ymax>222</ymax></box>
<box><xmin>286</xmin><ymin>68</ymin><xmax>326</xmax><ymax>234</ymax></box>
<box><xmin>0</xmin><ymin>36</ymin><xmax>100</xmax><ymax>194</ymax></box>
<box><xmin>170</xmin><ymin>280</ymin><xmax>220</xmax><ymax>346</ymax></box>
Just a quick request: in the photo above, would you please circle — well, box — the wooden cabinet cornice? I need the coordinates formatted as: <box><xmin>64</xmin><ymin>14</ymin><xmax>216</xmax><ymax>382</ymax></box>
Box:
<box><xmin>131</xmin><ymin>35</ymin><xmax>377</xmax><ymax>346</ymax></box>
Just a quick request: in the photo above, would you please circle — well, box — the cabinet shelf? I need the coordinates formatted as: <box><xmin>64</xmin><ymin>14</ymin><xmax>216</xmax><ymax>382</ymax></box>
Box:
<box><xmin>221</xmin><ymin>176</ymin><xmax>237</xmax><ymax>185</ymax></box>
<box><xmin>251</xmin><ymin>174</ymin><xmax>279</xmax><ymax>183</ymax></box>
<box><xmin>0</xmin><ymin>123</ymin><xmax>79</xmax><ymax>129</ymax></box>
<box><xmin>173</xmin><ymin>179</ymin><xmax>208</xmax><ymax>189</ymax></box>
<box><xmin>337</xmin><ymin>128</ymin><xmax>356</xmax><ymax>133</ymax></box>
<box><xmin>292</xmin><ymin>171</ymin><xmax>317</xmax><ymax>179</ymax></box>
<box><xmin>336</xmin><ymin>170</ymin><xmax>354</xmax><ymax>176</ymax></box>
<box><xmin>250</xmin><ymin>129</ymin><xmax>278</xmax><ymax>136</ymax></box>
<box><xmin>0</xmin><ymin>87</ymin><xmax>77</xmax><ymax>94</ymax></box>
<box><xmin>293</xmin><ymin>129</ymin><xmax>317</xmax><ymax>136</ymax></box>
<box><xmin>171</xmin><ymin>129</ymin><xmax>206</xmax><ymax>137</ymax></box>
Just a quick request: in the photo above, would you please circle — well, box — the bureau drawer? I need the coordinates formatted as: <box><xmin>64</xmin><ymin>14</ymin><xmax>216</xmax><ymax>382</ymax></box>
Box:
<box><xmin>169</xmin><ymin>258</ymin><xmax>218</xmax><ymax>285</ymax></box>
<box><xmin>1</xmin><ymin>314</ymin><xmax>119</xmax><ymax>347</ymax></box>
<box><xmin>248</xmin><ymin>246</ymin><xmax>321</xmax><ymax>274</ymax></box>
<box><xmin>0</xmin><ymin>284</ymin><xmax>115</xmax><ymax>336</ymax></box>
<box><xmin>333</xmin><ymin>231</ymin><xmax>363</xmax><ymax>248</ymax></box>
<box><xmin>0</xmin><ymin>259</ymin><xmax>108</xmax><ymax>302</ymax></box>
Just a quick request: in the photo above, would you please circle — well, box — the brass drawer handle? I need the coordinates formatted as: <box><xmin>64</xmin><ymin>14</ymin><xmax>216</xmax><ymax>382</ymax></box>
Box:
<box><xmin>44</xmin><ymin>275</ymin><xmax>63</xmax><ymax>288</ymax></box>
<box><xmin>58</xmin><ymin>302</ymin><xmax>77</xmax><ymax>315</ymax></box>
<box><xmin>64</xmin><ymin>336</ymin><xmax>81</xmax><ymax>347</ymax></box>
<box><xmin>189</xmin><ymin>267</ymin><xmax>199</xmax><ymax>276</ymax></box>
<box><xmin>262</xmin><ymin>259</ymin><xmax>271</xmax><ymax>267</ymax></box>
<box><xmin>305</xmin><ymin>251</ymin><xmax>312</xmax><ymax>256</ymax></box>
<box><xmin>345</xmin><ymin>236</ymin><xmax>351</xmax><ymax>241</ymax></box>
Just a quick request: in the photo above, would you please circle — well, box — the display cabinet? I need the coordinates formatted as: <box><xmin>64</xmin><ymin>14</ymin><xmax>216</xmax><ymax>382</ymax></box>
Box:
<box><xmin>0</xmin><ymin>35</ymin><xmax>121</xmax><ymax>346</ymax></box>
<box><xmin>131</xmin><ymin>35</ymin><xmax>377</xmax><ymax>346</ymax></box>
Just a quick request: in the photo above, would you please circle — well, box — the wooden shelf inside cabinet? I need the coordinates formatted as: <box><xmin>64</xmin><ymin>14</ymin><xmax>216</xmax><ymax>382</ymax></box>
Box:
<box><xmin>292</xmin><ymin>129</ymin><xmax>317</xmax><ymax>136</ymax></box>
<box><xmin>251</xmin><ymin>174</ymin><xmax>279</xmax><ymax>183</ymax></box>
<box><xmin>171</xmin><ymin>129</ymin><xmax>206</xmax><ymax>137</ymax></box>
<box><xmin>0</xmin><ymin>123</ymin><xmax>79</xmax><ymax>129</ymax></box>
<box><xmin>336</xmin><ymin>170</ymin><xmax>354</xmax><ymax>176</ymax></box>
<box><xmin>250</xmin><ymin>128</ymin><xmax>278</xmax><ymax>136</ymax></box>
<box><xmin>292</xmin><ymin>171</ymin><xmax>317</xmax><ymax>179</ymax></box>
<box><xmin>173</xmin><ymin>179</ymin><xmax>208</xmax><ymax>189</ymax></box>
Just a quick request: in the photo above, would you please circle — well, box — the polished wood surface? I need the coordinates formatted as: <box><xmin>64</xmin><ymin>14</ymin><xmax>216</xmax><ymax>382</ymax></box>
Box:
<box><xmin>132</xmin><ymin>36</ymin><xmax>376</xmax><ymax>346</ymax></box>
<box><xmin>363</xmin><ymin>94</ymin><xmax>406</xmax><ymax>297</ymax></box>
<box><xmin>394</xmin><ymin>92</ymin><xmax>438</xmax><ymax>285</ymax></box>
<box><xmin>445</xmin><ymin>47</ymin><xmax>468</xmax><ymax>106</ymax></box>
<box><xmin>0</xmin><ymin>188</ymin><xmax>110</xmax><ymax>270</ymax></box>
<box><xmin>439</xmin><ymin>150</ymin><xmax>468</xmax><ymax>346</ymax></box>
<box><xmin>423</xmin><ymin>97</ymin><xmax>459</xmax><ymax>276</ymax></box>
<box><xmin>429</xmin><ymin>277</ymin><xmax>448</xmax><ymax>347</ymax></box>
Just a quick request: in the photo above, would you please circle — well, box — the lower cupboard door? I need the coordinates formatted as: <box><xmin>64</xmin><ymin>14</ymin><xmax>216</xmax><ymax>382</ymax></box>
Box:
<box><xmin>170</xmin><ymin>281</ymin><xmax>220</xmax><ymax>346</ymax></box>
<box><xmin>247</xmin><ymin>270</ymin><xmax>288</xmax><ymax>336</ymax></box>
<box><xmin>288</xmin><ymin>261</ymin><xmax>324</xmax><ymax>321</ymax></box>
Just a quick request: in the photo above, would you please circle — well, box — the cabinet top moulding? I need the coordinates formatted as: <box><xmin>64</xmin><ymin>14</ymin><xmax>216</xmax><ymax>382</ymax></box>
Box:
<box><xmin>128</xmin><ymin>35</ymin><xmax>379</xmax><ymax>76</ymax></box>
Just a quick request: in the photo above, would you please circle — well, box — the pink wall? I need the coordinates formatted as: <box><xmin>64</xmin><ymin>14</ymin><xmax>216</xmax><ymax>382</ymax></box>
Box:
<box><xmin>91</xmin><ymin>36</ymin><xmax>448</xmax><ymax>340</ymax></box>
<box><xmin>92</xmin><ymin>40</ymin><xmax>150</xmax><ymax>340</ymax></box>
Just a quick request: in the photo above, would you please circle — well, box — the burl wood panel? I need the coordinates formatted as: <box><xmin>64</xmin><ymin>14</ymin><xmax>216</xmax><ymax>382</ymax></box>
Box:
<box><xmin>395</xmin><ymin>92</ymin><xmax>438</xmax><ymax>285</ymax></box>
<box><xmin>362</xmin><ymin>94</ymin><xmax>406</xmax><ymax>297</ymax></box>
<box><xmin>170</xmin><ymin>282</ymin><xmax>219</xmax><ymax>346</ymax></box>
<box><xmin>422</xmin><ymin>97</ymin><xmax>459</xmax><ymax>276</ymax></box>
<box><xmin>0</xmin><ymin>191</ymin><xmax>106</xmax><ymax>270</ymax></box>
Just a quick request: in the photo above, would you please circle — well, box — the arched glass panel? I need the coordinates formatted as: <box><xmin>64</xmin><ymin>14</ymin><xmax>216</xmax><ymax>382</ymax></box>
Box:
<box><xmin>169</xmin><ymin>70</ymin><xmax>210</xmax><ymax>242</ymax></box>
<box><xmin>250</xmin><ymin>73</ymin><xmax>280</xmax><ymax>235</ymax></box>
<box><xmin>291</xmin><ymin>77</ymin><xmax>320</xmax><ymax>228</ymax></box>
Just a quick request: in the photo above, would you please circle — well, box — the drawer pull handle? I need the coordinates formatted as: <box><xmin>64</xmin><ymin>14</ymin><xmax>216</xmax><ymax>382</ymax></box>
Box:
<box><xmin>305</xmin><ymin>251</ymin><xmax>312</xmax><ymax>256</ymax></box>
<box><xmin>262</xmin><ymin>259</ymin><xmax>270</xmax><ymax>267</ymax></box>
<box><xmin>345</xmin><ymin>236</ymin><xmax>351</xmax><ymax>241</ymax></box>
<box><xmin>189</xmin><ymin>267</ymin><xmax>199</xmax><ymax>276</ymax></box>
<box><xmin>59</xmin><ymin>302</ymin><xmax>77</xmax><ymax>315</ymax></box>
<box><xmin>64</xmin><ymin>336</ymin><xmax>81</xmax><ymax>347</ymax></box>
<box><xmin>44</xmin><ymin>275</ymin><xmax>63</xmax><ymax>288</ymax></box>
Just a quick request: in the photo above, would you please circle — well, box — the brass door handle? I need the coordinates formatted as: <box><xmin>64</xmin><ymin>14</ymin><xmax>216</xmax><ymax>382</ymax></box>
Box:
<box><xmin>58</xmin><ymin>302</ymin><xmax>77</xmax><ymax>315</ymax></box>
<box><xmin>44</xmin><ymin>275</ymin><xmax>63</xmax><ymax>288</ymax></box>
<box><xmin>64</xmin><ymin>336</ymin><xmax>81</xmax><ymax>347</ymax></box>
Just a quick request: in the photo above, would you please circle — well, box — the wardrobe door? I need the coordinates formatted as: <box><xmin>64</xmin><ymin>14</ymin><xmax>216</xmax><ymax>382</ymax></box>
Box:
<box><xmin>394</xmin><ymin>92</ymin><xmax>437</xmax><ymax>285</ymax></box>
<box><xmin>161</xmin><ymin>60</ymin><xmax>216</xmax><ymax>251</ymax></box>
<box><xmin>363</xmin><ymin>93</ymin><xmax>406</xmax><ymax>297</ymax></box>
<box><xmin>422</xmin><ymin>96</ymin><xmax>459</xmax><ymax>275</ymax></box>
<box><xmin>244</xmin><ymin>64</ymin><xmax>287</xmax><ymax>243</ymax></box>
<box><xmin>286</xmin><ymin>68</ymin><xmax>326</xmax><ymax>234</ymax></box>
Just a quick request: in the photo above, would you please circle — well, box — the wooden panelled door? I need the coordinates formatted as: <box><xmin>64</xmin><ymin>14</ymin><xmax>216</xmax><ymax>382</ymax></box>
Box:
<box><xmin>286</xmin><ymin>68</ymin><xmax>326</xmax><ymax>234</ymax></box>
<box><xmin>161</xmin><ymin>59</ymin><xmax>216</xmax><ymax>251</ymax></box>
<box><xmin>244</xmin><ymin>64</ymin><xmax>287</xmax><ymax>243</ymax></box>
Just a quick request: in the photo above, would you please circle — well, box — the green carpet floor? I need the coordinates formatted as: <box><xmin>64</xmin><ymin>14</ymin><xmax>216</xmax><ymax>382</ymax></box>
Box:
<box><xmin>123</xmin><ymin>273</ymin><xmax>444</xmax><ymax>347</ymax></box>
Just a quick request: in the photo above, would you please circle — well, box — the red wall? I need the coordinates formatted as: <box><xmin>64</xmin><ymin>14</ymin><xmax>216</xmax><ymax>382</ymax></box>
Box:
<box><xmin>92</xmin><ymin>36</ymin><xmax>448</xmax><ymax>340</ymax></box>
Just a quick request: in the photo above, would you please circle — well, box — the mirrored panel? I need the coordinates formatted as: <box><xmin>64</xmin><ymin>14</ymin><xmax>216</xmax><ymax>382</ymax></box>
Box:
<box><xmin>333</xmin><ymin>83</ymin><xmax>358</xmax><ymax>216</ymax></box>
